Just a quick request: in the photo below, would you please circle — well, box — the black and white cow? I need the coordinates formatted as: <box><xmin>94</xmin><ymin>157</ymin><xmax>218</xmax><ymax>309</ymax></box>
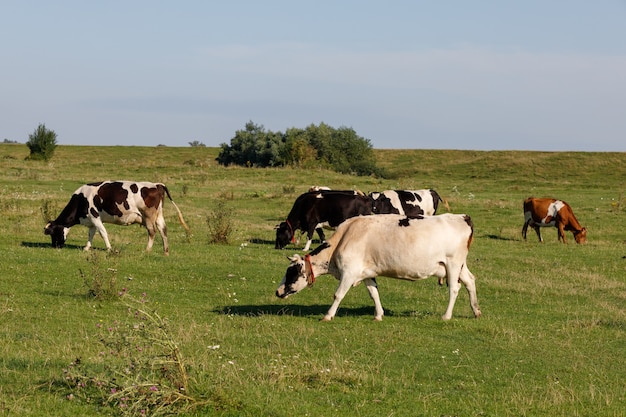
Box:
<box><xmin>44</xmin><ymin>181</ymin><xmax>189</xmax><ymax>255</ymax></box>
<box><xmin>276</xmin><ymin>213</ymin><xmax>481</xmax><ymax>321</ymax></box>
<box><xmin>275</xmin><ymin>190</ymin><xmax>372</xmax><ymax>251</ymax></box>
<box><xmin>369</xmin><ymin>189</ymin><xmax>446</xmax><ymax>217</ymax></box>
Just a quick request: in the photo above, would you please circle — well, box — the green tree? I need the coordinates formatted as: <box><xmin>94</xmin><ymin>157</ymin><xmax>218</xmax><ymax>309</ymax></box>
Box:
<box><xmin>216</xmin><ymin>120</ymin><xmax>384</xmax><ymax>177</ymax></box>
<box><xmin>217</xmin><ymin>121</ymin><xmax>285</xmax><ymax>167</ymax></box>
<box><xmin>26</xmin><ymin>123</ymin><xmax>57</xmax><ymax>161</ymax></box>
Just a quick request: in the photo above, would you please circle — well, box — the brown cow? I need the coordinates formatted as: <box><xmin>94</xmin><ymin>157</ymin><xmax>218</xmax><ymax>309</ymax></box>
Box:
<box><xmin>522</xmin><ymin>197</ymin><xmax>587</xmax><ymax>244</ymax></box>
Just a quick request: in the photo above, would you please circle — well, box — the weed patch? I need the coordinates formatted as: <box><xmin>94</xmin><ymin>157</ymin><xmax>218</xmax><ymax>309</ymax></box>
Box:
<box><xmin>62</xmin><ymin>294</ymin><xmax>199</xmax><ymax>416</ymax></box>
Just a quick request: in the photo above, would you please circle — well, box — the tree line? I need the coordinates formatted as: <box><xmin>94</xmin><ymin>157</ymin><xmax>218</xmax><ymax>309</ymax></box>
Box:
<box><xmin>17</xmin><ymin>121</ymin><xmax>386</xmax><ymax>177</ymax></box>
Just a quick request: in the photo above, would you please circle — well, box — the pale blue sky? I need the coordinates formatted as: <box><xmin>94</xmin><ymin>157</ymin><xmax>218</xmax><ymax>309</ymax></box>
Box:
<box><xmin>2</xmin><ymin>1</ymin><xmax>625</xmax><ymax>151</ymax></box>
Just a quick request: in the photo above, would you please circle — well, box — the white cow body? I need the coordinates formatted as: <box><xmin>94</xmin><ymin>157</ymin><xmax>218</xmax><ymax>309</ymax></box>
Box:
<box><xmin>369</xmin><ymin>189</ymin><xmax>446</xmax><ymax>218</ymax></box>
<box><xmin>276</xmin><ymin>214</ymin><xmax>481</xmax><ymax>321</ymax></box>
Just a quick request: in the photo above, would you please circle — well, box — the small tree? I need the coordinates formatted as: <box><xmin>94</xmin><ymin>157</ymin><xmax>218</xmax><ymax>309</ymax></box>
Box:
<box><xmin>26</xmin><ymin>123</ymin><xmax>57</xmax><ymax>161</ymax></box>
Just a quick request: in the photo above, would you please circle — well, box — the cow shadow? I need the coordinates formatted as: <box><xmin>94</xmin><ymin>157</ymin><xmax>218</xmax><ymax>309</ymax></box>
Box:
<box><xmin>249</xmin><ymin>238</ymin><xmax>276</xmax><ymax>246</ymax></box>
<box><xmin>216</xmin><ymin>303</ymin><xmax>373</xmax><ymax>318</ymax></box>
<box><xmin>21</xmin><ymin>241</ymin><xmax>85</xmax><ymax>250</ymax></box>
<box><xmin>215</xmin><ymin>304</ymin><xmax>438</xmax><ymax>319</ymax></box>
<box><xmin>483</xmin><ymin>234</ymin><xmax>518</xmax><ymax>241</ymax></box>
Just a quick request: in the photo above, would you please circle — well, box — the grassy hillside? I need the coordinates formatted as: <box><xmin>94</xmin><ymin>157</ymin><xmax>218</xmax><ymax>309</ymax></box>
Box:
<box><xmin>1</xmin><ymin>144</ymin><xmax>625</xmax><ymax>416</ymax></box>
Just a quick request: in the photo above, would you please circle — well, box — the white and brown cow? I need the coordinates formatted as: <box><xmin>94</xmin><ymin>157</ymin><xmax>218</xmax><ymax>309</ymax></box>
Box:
<box><xmin>522</xmin><ymin>197</ymin><xmax>587</xmax><ymax>244</ymax></box>
<box><xmin>276</xmin><ymin>213</ymin><xmax>482</xmax><ymax>321</ymax></box>
<box><xmin>369</xmin><ymin>189</ymin><xmax>447</xmax><ymax>218</ymax></box>
<box><xmin>44</xmin><ymin>181</ymin><xmax>189</xmax><ymax>255</ymax></box>
<box><xmin>275</xmin><ymin>189</ymin><xmax>372</xmax><ymax>251</ymax></box>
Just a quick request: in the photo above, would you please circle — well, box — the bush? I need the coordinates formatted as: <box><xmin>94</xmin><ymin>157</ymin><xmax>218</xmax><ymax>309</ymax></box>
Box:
<box><xmin>217</xmin><ymin>121</ymin><xmax>385</xmax><ymax>176</ymax></box>
<box><xmin>206</xmin><ymin>200</ymin><xmax>234</xmax><ymax>244</ymax></box>
<box><xmin>26</xmin><ymin>123</ymin><xmax>57</xmax><ymax>161</ymax></box>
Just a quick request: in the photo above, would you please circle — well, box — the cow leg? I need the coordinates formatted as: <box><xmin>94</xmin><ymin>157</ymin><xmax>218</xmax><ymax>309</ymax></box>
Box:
<box><xmin>322</xmin><ymin>276</ymin><xmax>356</xmax><ymax>321</ymax></box>
<box><xmin>533</xmin><ymin>225</ymin><xmax>543</xmax><ymax>243</ymax></box>
<box><xmin>459</xmin><ymin>264</ymin><xmax>481</xmax><ymax>318</ymax></box>
<box><xmin>316</xmin><ymin>227</ymin><xmax>326</xmax><ymax>243</ymax></box>
<box><xmin>85</xmin><ymin>227</ymin><xmax>97</xmax><ymax>251</ymax></box>
<box><xmin>557</xmin><ymin>223</ymin><xmax>567</xmax><ymax>243</ymax></box>
<box><xmin>364</xmin><ymin>278</ymin><xmax>384</xmax><ymax>321</ymax></box>
<box><xmin>88</xmin><ymin>220</ymin><xmax>112</xmax><ymax>251</ymax></box>
<box><xmin>522</xmin><ymin>220</ymin><xmax>530</xmax><ymax>240</ymax></box>
<box><xmin>155</xmin><ymin>214</ymin><xmax>169</xmax><ymax>255</ymax></box>
<box><xmin>442</xmin><ymin>263</ymin><xmax>463</xmax><ymax>320</ymax></box>
<box><xmin>144</xmin><ymin>221</ymin><xmax>157</xmax><ymax>253</ymax></box>
<box><xmin>303</xmin><ymin>237</ymin><xmax>313</xmax><ymax>252</ymax></box>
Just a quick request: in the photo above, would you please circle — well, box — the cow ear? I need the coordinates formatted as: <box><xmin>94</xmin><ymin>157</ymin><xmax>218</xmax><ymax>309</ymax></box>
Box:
<box><xmin>287</xmin><ymin>254</ymin><xmax>301</xmax><ymax>263</ymax></box>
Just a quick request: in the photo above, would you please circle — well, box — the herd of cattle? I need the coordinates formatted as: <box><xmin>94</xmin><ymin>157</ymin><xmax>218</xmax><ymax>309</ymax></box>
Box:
<box><xmin>44</xmin><ymin>181</ymin><xmax>587</xmax><ymax>321</ymax></box>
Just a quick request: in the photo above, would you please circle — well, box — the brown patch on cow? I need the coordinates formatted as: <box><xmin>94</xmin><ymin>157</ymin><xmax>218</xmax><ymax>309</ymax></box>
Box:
<box><xmin>130</xmin><ymin>183</ymin><xmax>139</xmax><ymax>193</ymax></box>
<box><xmin>95</xmin><ymin>182</ymin><xmax>128</xmax><ymax>217</ymax></box>
<box><xmin>141</xmin><ymin>185</ymin><xmax>163</xmax><ymax>209</ymax></box>
<box><xmin>90</xmin><ymin>207</ymin><xmax>99</xmax><ymax>218</ymax></box>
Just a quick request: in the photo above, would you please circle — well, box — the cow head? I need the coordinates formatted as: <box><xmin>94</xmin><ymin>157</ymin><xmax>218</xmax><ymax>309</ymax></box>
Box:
<box><xmin>574</xmin><ymin>227</ymin><xmax>587</xmax><ymax>244</ymax></box>
<box><xmin>44</xmin><ymin>222</ymin><xmax>70</xmax><ymax>248</ymax></box>
<box><xmin>275</xmin><ymin>254</ymin><xmax>311</xmax><ymax>298</ymax></box>
<box><xmin>274</xmin><ymin>221</ymin><xmax>294</xmax><ymax>249</ymax></box>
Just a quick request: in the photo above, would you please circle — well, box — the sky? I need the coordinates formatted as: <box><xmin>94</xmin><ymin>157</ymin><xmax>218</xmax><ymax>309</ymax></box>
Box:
<box><xmin>1</xmin><ymin>1</ymin><xmax>625</xmax><ymax>151</ymax></box>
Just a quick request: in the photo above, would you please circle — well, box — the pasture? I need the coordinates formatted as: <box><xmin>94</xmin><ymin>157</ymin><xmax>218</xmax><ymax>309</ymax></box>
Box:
<box><xmin>0</xmin><ymin>144</ymin><xmax>625</xmax><ymax>416</ymax></box>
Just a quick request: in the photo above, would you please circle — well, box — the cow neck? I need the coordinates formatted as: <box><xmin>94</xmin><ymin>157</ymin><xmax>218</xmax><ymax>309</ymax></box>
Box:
<box><xmin>286</xmin><ymin>220</ymin><xmax>296</xmax><ymax>243</ymax></box>
<box><xmin>305</xmin><ymin>254</ymin><xmax>315</xmax><ymax>286</ymax></box>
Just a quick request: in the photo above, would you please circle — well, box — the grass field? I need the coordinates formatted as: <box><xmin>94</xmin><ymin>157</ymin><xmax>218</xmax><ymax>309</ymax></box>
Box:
<box><xmin>1</xmin><ymin>144</ymin><xmax>625</xmax><ymax>416</ymax></box>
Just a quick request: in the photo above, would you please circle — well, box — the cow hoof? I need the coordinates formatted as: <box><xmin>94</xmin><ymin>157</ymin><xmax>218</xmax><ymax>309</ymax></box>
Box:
<box><xmin>474</xmin><ymin>310</ymin><xmax>482</xmax><ymax>318</ymax></box>
<box><xmin>321</xmin><ymin>315</ymin><xmax>333</xmax><ymax>322</ymax></box>
<box><xmin>374</xmin><ymin>316</ymin><xmax>383</xmax><ymax>322</ymax></box>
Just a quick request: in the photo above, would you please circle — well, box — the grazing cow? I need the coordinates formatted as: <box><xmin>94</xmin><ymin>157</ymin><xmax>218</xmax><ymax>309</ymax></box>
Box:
<box><xmin>522</xmin><ymin>197</ymin><xmax>587</xmax><ymax>244</ymax></box>
<box><xmin>275</xmin><ymin>190</ymin><xmax>372</xmax><ymax>251</ymax></box>
<box><xmin>276</xmin><ymin>214</ymin><xmax>482</xmax><ymax>321</ymax></box>
<box><xmin>44</xmin><ymin>181</ymin><xmax>189</xmax><ymax>255</ymax></box>
<box><xmin>369</xmin><ymin>189</ymin><xmax>447</xmax><ymax>218</ymax></box>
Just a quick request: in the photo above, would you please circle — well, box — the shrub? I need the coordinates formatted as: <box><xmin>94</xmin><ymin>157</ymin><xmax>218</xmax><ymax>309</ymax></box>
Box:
<box><xmin>25</xmin><ymin>123</ymin><xmax>57</xmax><ymax>161</ymax></box>
<box><xmin>216</xmin><ymin>121</ymin><xmax>385</xmax><ymax>177</ymax></box>
<box><xmin>206</xmin><ymin>200</ymin><xmax>234</xmax><ymax>244</ymax></box>
<box><xmin>79</xmin><ymin>252</ymin><xmax>120</xmax><ymax>300</ymax></box>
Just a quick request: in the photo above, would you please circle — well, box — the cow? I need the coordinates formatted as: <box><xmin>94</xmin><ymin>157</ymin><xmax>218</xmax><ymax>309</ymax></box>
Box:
<box><xmin>275</xmin><ymin>190</ymin><xmax>372</xmax><ymax>251</ymax></box>
<box><xmin>369</xmin><ymin>189</ymin><xmax>447</xmax><ymax>218</ymax></box>
<box><xmin>44</xmin><ymin>181</ymin><xmax>189</xmax><ymax>255</ymax></box>
<box><xmin>522</xmin><ymin>197</ymin><xmax>587</xmax><ymax>244</ymax></box>
<box><xmin>276</xmin><ymin>213</ymin><xmax>482</xmax><ymax>321</ymax></box>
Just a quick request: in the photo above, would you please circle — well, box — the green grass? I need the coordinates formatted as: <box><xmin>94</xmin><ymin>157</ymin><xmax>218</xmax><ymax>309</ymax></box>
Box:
<box><xmin>1</xmin><ymin>144</ymin><xmax>625</xmax><ymax>416</ymax></box>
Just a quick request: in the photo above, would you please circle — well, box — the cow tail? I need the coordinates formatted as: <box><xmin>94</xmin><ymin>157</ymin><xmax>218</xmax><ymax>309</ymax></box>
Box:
<box><xmin>163</xmin><ymin>186</ymin><xmax>190</xmax><ymax>232</ymax></box>
<box><xmin>432</xmin><ymin>189</ymin><xmax>450</xmax><ymax>212</ymax></box>
<box><xmin>463</xmin><ymin>214</ymin><xmax>474</xmax><ymax>249</ymax></box>
<box><xmin>442</xmin><ymin>196</ymin><xmax>450</xmax><ymax>212</ymax></box>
